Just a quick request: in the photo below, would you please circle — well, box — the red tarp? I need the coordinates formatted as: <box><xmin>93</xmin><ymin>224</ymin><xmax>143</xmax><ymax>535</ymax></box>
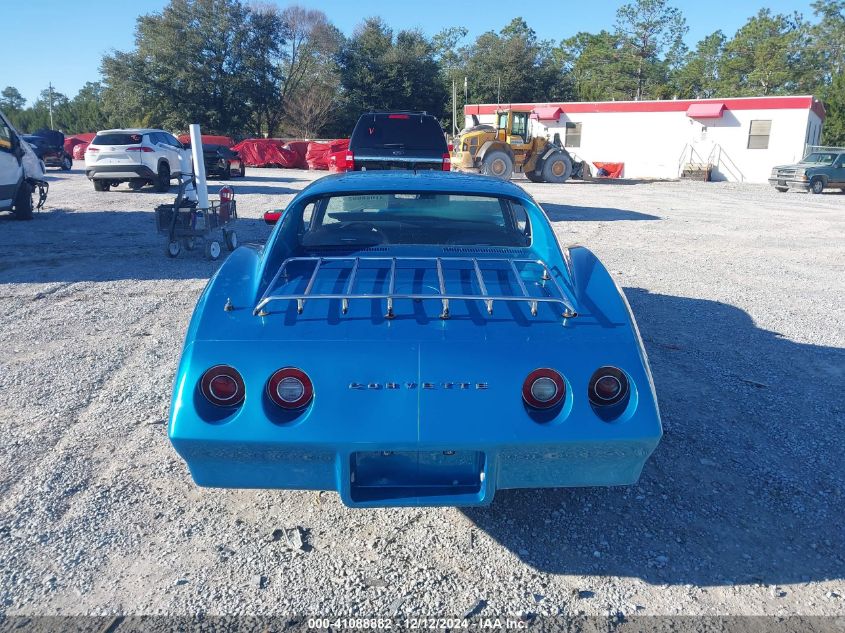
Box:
<box><xmin>592</xmin><ymin>162</ymin><xmax>624</xmax><ymax>178</ymax></box>
<box><xmin>231</xmin><ymin>139</ymin><xmax>299</xmax><ymax>167</ymax></box>
<box><xmin>72</xmin><ymin>143</ymin><xmax>89</xmax><ymax>160</ymax></box>
<box><xmin>284</xmin><ymin>141</ymin><xmax>309</xmax><ymax>169</ymax></box>
<box><xmin>306</xmin><ymin>139</ymin><xmax>349</xmax><ymax>171</ymax></box>
<box><xmin>305</xmin><ymin>142</ymin><xmax>331</xmax><ymax>170</ymax></box>
<box><xmin>64</xmin><ymin>133</ymin><xmax>96</xmax><ymax>155</ymax></box>
<box><xmin>177</xmin><ymin>134</ymin><xmax>235</xmax><ymax>147</ymax></box>
<box><xmin>686</xmin><ymin>102</ymin><xmax>725</xmax><ymax>118</ymax></box>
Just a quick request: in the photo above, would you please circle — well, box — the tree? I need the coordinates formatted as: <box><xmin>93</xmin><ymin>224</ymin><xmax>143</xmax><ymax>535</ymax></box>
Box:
<box><xmin>557</xmin><ymin>31</ymin><xmax>629</xmax><ymax>101</ymax></box>
<box><xmin>100</xmin><ymin>0</ymin><xmax>286</xmax><ymax>135</ymax></box>
<box><xmin>464</xmin><ymin>18</ymin><xmax>567</xmax><ymax>105</ymax></box>
<box><xmin>718</xmin><ymin>9</ymin><xmax>810</xmax><ymax>96</ymax></box>
<box><xmin>277</xmin><ymin>6</ymin><xmax>343</xmax><ymax>137</ymax></box>
<box><xmin>284</xmin><ymin>85</ymin><xmax>336</xmax><ymax>138</ymax></box>
<box><xmin>614</xmin><ymin>0</ymin><xmax>688</xmax><ymax>100</ymax></box>
<box><xmin>810</xmin><ymin>0</ymin><xmax>845</xmax><ymax>81</ymax></box>
<box><xmin>236</xmin><ymin>5</ymin><xmax>287</xmax><ymax>136</ymax></box>
<box><xmin>810</xmin><ymin>1</ymin><xmax>845</xmax><ymax>145</ymax></box>
<box><xmin>821</xmin><ymin>72</ymin><xmax>845</xmax><ymax>145</ymax></box>
<box><xmin>673</xmin><ymin>31</ymin><xmax>727</xmax><ymax>98</ymax></box>
<box><xmin>432</xmin><ymin>26</ymin><xmax>469</xmax><ymax>132</ymax></box>
<box><xmin>67</xmin><ymin>82</ymin><xmax>108</xmax><ymax>133</ymax></box>
<box><xmin>0</xmin><ymin>87</ymin><xmax>26</xmax><ymax>111</ymax></box>
<box><xmin>337</xmin><ymin>18</ymin><xmax>447</xmax><ymax>132</ymax></box>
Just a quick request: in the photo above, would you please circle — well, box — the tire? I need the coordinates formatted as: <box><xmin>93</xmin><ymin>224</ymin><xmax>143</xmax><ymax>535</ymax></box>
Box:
<box><xmin>239</xmin><ymin>165</ymin><xmax>246</xmax><ymax>178</ymax></box>
<box><xmin>93</xmin><ymin>179</ymin><xmax>110</xmax><ymax>192</ymax></box>
<box><xmin>525</xmin><ymin>171</ymin><xmax>543</xmax><ymax>183</ymax></box>
<box><xmin>809</xmin><ymin>177</ymin><xmax>824</xmax><ymax>194</ymax></box>
<box><xmin>481</xmin><ymin>150</ymin><xmax>513</xmax><ymax>180</ymax></box>
<box><xmin>775</xmin><ymin>187</ymin><xmax>788</xmax><ymax>193</ymax></box>
<box><xmin>224</xmin><ymin>230</ymin><xmax>238</xmax><ymax>251</ymax></box>
<box><xmin>182</xmin><ymin>237</ymin><xmax>197</xmax><ymax>251</ymax></box>
<box><xmin>128</xmin><ymin>179</ymin><xmax>145</xmax><ymax>191</ymax></box>
<box><xmin>155</xmin><ymin>163</ymin><xmax>171</xmax><ymax>192</ymax></box>
<box><xmin>60</xmin><ymin>154</ymin><xmax>72</xmax><ymax>171</ymax></box>
<box><xmin>166</xmin><ymin>240</ymin><xmax>181</xmax><ymax>258</ymax></box>
<box><xmin>13</xmin><ymin>181</ymin><xmax>34</xmax><ymax>221</ymax></box>
<box><xmin>205</xmin><ymin>240</ymin><xmax>222</xmax><ymax>261</ymax></box>
<box><xmin>541</xmin><ymin>153</ymin><xmax>573</xmax><ymax>183</ymax></box>
<box><xmin>222</xmin><ymin>163</ymin><xmax>232</xmax><ymax>179</ymax></box>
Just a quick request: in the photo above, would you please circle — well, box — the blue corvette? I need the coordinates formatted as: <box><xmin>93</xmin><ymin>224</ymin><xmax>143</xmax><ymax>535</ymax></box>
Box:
<box><xmin>168</xmin><ymin>171</ymin><xmax>661</xmax><ymax>507</ymax></box>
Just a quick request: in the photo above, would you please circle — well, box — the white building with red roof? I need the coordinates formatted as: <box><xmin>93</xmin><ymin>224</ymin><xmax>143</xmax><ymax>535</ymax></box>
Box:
<box><xmin>464</xmin><ymin>96</ymin><xmax>826</xmax><ymax>183</ymax></box>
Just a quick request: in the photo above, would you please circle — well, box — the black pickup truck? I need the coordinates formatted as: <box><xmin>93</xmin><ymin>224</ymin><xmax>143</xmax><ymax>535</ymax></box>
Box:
<box><xmin>347</xmin><ymin>112</ymin><xmax>450</xmax><ymax>172</ymax></box>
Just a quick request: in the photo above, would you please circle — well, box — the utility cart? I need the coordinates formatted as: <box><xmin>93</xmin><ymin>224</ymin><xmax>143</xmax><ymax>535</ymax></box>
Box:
<box><xmin>155</xmin><ymin>175</ymin><xmax>238</xmax><ymax>260</ymax></box>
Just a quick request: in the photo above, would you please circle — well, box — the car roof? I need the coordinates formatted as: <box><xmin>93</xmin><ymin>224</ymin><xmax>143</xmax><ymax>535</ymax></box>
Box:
<box><xmin>94</xmin><ymin>128</ymin><xmax>164</xmax><ymax>135</ymax></box>
<box><xmin>299</xmin><ymin>171</ymin><xmax>533</xmax><ymax>200</ymax></box>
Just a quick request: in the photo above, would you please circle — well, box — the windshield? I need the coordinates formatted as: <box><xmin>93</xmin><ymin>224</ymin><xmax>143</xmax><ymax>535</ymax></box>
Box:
<box><xmin>350</xmin><ymin>116</ymin><xmax>447</xmax><ymax>152</ymax></box>
<box><xmin>300</xmin><ymin>193</ymin><xmax>530</xmax><ymax>248</ymax></box>
<box><xmin>800</xmin><ymin>152</ymin><xmax>837</xmax><ymax>164</ymax></box>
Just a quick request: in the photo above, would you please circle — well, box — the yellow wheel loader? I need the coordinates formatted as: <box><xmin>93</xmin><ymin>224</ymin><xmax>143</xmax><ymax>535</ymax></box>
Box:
<box><xmin>451</xmin><ymin>109</ymin><xmax>577</xmax><ymax>183</ymax></box>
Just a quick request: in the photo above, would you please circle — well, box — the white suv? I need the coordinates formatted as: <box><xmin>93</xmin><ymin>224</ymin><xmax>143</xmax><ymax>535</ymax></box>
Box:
<box><xmin>85</xmin><ymin>128</ymin><xmax>191</xmax><ymax>192</ymax></box>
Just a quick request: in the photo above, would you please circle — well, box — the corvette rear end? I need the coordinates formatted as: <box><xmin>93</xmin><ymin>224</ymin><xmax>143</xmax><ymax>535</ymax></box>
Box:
<box><xmin>168</xmin><ymin>172</ymin><xmax>662</xmax><ymax>507</ymax></box>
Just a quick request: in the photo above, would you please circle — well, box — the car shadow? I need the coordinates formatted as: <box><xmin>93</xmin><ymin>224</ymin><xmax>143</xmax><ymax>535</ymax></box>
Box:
<box><xmin>0</xmin><ymin>209</ymin><xmax>273</xmax><ymax>283</ymax></box>
<box><xmin>215</xmin><ymin>183</ymin><xmax>300</xmax><ymax>195</ymax></box>
<box><xmin>462</xmin><ymin>288</ymin><xmax>844</xmax><ymax>587</ymax></box>
<box><xmin>520</xmin><ymin>177</ymin><xmax>675</xmax><ymax>186</ymax></box>
<box><xmin>541</xmin><ymin>203</ymin><xmax>660</xmax><ymax>222</ymax></box>
<box><xmin>222</xmin><ymin>173</ymin><xmax>309</xmax><ymax>183</ymax></box>
<box><xmin>582</xmin><ymin>177</ymin><xmax>677</xmax><ymax>186</ymax></box>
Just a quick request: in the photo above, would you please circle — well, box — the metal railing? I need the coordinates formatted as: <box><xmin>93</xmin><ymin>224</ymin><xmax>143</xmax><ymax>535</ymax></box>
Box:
<box><xmin>706</xmin><ymin>144</ymin><xmax>745</xmax><ymax>182</ymax></box>
<box><xmin>253</xmin><ymin>256</ymin><xmax>578</xmax><ymax>320</ymax></box>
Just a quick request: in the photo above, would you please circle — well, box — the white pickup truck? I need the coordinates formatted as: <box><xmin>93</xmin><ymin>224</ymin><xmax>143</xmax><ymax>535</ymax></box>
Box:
<box><xmin>0</xmin><ymin>110</ymin><xmax>48</xmax><ymax>220</ymax></box>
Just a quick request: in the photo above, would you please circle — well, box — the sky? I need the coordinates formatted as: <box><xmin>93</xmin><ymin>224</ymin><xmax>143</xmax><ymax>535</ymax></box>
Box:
<box><xmin>2</xmin><ymin>0</ymin><xmax>818</xmax><ymax>105</ymax></box>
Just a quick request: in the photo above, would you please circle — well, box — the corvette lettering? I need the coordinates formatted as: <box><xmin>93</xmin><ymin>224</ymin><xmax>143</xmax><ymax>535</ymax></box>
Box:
<box><xmin>348</xmin><ymin>382</ymin><xmax>488</xmax><ymax>390</ymax></box>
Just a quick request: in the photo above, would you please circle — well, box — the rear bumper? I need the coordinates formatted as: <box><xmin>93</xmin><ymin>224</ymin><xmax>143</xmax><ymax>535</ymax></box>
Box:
<box><xmin>170</xmin><ymin>436</ymin><xmax>660</xmax><ymax>508</ymax></box>
<box><xmin>205</xmin><ymin>158</ymin><xmax>241</xmax><ymax>176</ymax></box>
<box><xmin>42</xmin><ymin>154</ymin><xmax>66</xmax><ymax>167</ymax></box>
<box><xmin>86</xmin><ymin>165</ymin><xmax>157</xmax><ymax>180</ymax></box>
<box><xmin>768</xmin><ymin>177</ymin><xmax>809</xmax><ymax>190</ymax></box>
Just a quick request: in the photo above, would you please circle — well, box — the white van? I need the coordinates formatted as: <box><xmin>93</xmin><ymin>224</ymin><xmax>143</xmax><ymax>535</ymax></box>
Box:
<box><xmin>0</xmin><ymin>110</ymin><xmax>48</xmax><ymax>220</ymax></box>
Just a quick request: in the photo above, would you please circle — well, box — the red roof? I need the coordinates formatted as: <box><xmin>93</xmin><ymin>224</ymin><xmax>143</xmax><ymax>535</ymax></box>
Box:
<box><xmin>686</xmin><ymin>102</ymin><xmax>725</xmax><ymax>118</ymax></box>
<box><xmin>532</xmin><ymin>106</ymin><xmax>563</xmax><ymax>120</ymax></box>
<box><xmin>465</xmin><ymin>96</ymin><xmax>825</xmax><ymax>120</ymax></box>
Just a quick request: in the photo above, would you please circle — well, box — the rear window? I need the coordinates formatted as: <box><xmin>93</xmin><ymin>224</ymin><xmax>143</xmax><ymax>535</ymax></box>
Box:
<box><xmin>92</xmin><ymin>133</ymin><xmax>144</xmax><ymax>146</ymax></box>
<box><xmin>350</xmin><ymin>115</ymin><xmax>447</xmax><ymax>152</ymax></box>
<box><xmin>301</xmin><ymin>193</ymin><xmax>531</xmax><ymax>248</ymax></box>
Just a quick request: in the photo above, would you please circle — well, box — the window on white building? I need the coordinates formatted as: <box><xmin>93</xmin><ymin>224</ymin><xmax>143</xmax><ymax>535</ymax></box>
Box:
<box><xmin>748</xmin><ymin>120</ymin><xmax>772</xmax><ymax>149</ymax></box>
<box><xmin>565</xmin><ymin>122</ymin><xmax>582</xmax><ymax>148</ymax></box>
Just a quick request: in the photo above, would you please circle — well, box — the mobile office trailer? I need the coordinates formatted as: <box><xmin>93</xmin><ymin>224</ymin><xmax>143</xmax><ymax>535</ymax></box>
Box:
<box><xmin>464</xmin><ymin>96</ymin><xmax>826</xmax><ymax>183</ymax></box>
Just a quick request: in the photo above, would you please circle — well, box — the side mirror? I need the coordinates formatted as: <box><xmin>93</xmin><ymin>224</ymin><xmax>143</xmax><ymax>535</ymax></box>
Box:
<box><xmin>263</xmin><ymin>210</ymin><xmax>282</xmax><ymax>225</ymax></box>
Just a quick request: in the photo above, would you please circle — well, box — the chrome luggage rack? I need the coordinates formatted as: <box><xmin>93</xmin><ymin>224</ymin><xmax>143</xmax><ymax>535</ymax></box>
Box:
<box><xmin>253</xmin><ymin>256</ymin><xmax>578</xmax><ymax>319</ymax></box>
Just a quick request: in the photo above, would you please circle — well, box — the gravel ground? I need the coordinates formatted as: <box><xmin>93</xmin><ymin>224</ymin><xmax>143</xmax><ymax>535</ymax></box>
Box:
<box><xmin>0</xmin><ymin>165</ymin><xmax>843</xmax><ymax>620</ymax></box>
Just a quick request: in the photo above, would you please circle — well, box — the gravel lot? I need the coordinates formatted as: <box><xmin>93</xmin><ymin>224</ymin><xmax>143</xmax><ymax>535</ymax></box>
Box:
<box><xmin>0</xmin><ymin>165</ymin><xmax>843</xmax><ymax>620</ymax></box>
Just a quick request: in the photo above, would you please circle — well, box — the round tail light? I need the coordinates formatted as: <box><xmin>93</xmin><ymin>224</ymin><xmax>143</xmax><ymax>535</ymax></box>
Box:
<box><xmin>588</xmin><ymin>366</ymin><xmax>629</xmax><ymax>407</ymax></box>
<box><xmin>523</xmin><ymin>368</ymin><xmax>566</xmax><ymax>409</ymax></box>
<box><xmin>200</xmin><ymin>365</ymin><xmax>245</xmax><ymax>407</ymax></box>
<box><xmin>267</xmin><ymin>367</ymin><xmax>313</xmax><ymax>409</ymax></box>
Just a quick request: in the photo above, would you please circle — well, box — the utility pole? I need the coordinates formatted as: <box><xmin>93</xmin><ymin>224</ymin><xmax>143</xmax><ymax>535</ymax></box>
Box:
<box><xmin>452</xmin><ymin>78</ymin><xmax>458</xmax><ymax>136</ymax></box>
<box><xmin>48</xmin><ymin>82</ymin><xmax>54</xmax><ymax>130</ymax></box>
